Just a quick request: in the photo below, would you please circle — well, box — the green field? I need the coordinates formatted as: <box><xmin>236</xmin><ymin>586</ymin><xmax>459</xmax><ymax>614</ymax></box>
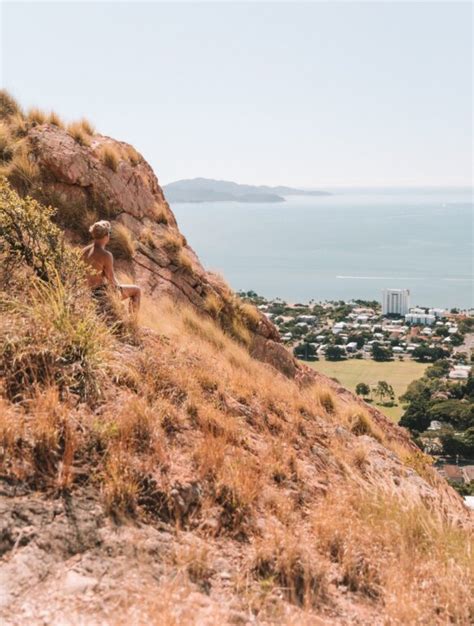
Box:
<box><xmin>308</xmin><ymin>359</ymin><xmax>427</xmax><ymax>422</ymax></box>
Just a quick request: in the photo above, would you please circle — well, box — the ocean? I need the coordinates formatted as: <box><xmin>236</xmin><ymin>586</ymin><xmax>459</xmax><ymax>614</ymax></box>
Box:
<box><xmin>171</xmin><ymin>187</ymin><xmax>473</xmax><ymax>309</ymax></box>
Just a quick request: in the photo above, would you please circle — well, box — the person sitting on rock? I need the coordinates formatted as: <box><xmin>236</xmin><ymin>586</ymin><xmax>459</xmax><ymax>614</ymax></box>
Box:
<box><xmin>81</xmin><ymin>220</ymin><xmax>141</xmax><ymax>313</ymax></box>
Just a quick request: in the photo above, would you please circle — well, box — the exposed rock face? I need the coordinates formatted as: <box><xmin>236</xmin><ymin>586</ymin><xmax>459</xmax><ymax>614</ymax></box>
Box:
<box><xmin>26</xmin><ymin>124</ymin><xmax>296</xmax><ymax>375</ymax></box>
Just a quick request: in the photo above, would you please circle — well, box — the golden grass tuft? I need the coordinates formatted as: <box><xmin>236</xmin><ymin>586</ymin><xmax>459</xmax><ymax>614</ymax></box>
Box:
<box><xmin>27</xmin><ymin>108</ymin><xmax>47</xmax><ymax>126</ymax></box>
<box><xmin>315</xmin><ymin>386</ymin><xmax>336</xmax><ymax>415</ymax></box>
<box><xmin>102</xmin><ymin>449</ymin><xmax>139</xmax><ymax>517</ymax></box>
<box><xmin>252</xmin><ymin>527</ymin><xmax>329</xmax><ymax>607</ymax></box>
<box><xmin>152</xmin><ymin>202</ymin><xmax>169</xmax><ymax>225</ymax></box>
<box><xmin>67</xmin><ymin>120</ymin><xmax>93</xmax><ymax>146</ymax></box>
<box><xmin>99</xmin><ymin>144</ymin><xmax>121</xmax><ymax>172</ymax></box>
<box><xmin>177</xmin><ymin>249</ymin><xmax>194</xmax><ymax>273</ymax></box>
<box><xmin>125</xmin><ymin>144</ymin><xmax>141</xmax><ymax>166</ymax></box>
<box><xmin>139</xmin><ymin>226</ymin><xmax>157</xmax><ymax>249</ymax></box>
<box><xmin>239</xmin><ymin>301</ymin><xmax>261</xmax><ymax>329</ymax></box>
<box><xmin>161</xmin><ymin>229</ymin><xmax>185</xmax><ymax>256</ymax></box>
<box><xmin>0</xmin><ymin>89</ymin><xmax>21</xmax><ymax>118</ymax></box>
<box><xmin>108</xmin><ymin>223</ymin><xmax>136</xmax><ymax>260</ymax></box>
<box><xmin>47</xmin><ymin>110</ymin><xmax>64</xmax><ymax>128</ymax></box>
<box><xmin>204</xmin><ymin>291</ymin><xmax>223</xmax><ymax>318</ymax></box>
<box><xmin>3</xmin><ymin>143</ymin><xmax>40</xmax><ymax>193</ymax></box>
<box><xmin>343</xmin><ymin>404</ymin><xmax>385</xmax><ymax>443</ymax></box>
<box><xmin>8</xmin><ymin>112</ymin><xmax>28</xmax><ymax>137</ymax></box>
<box><xmin>0</xmin><ymin>122</ymin><xmax>13</xmax><ymax>161</ymax></box>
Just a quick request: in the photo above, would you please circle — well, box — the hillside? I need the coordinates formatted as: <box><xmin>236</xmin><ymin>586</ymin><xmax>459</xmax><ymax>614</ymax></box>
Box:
<box><xmin>164</xmin><ymin>178</ymin><xmax>331</xmax><ymax>203</ymax></box>
<box><xmin>0</xmin><ymin>92</ymin><xmax>472</xmax><ymax>625</ymax></box>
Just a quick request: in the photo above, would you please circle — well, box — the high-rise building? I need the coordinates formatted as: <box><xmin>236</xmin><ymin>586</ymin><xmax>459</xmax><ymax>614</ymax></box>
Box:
<box><xmin>382</xmin><ymin>288</ymin><xmax>410</xmax><ymax>316</ymax></box>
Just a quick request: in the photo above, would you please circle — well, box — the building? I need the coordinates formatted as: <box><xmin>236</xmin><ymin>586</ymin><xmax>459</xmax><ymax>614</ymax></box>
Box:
<box><xmin>405</xmin><ymin>312</ymin><xmax>436</xmax><ymax>326</ymax></box>
<box><xmin>449</xmin><ymin>365</ymin><xmax>471</xmax><ymax>380</ymax></box>
<box><xmin>382</xmin><ymin>289</ymin><xmax>410</xmax><ymax>316</ymax></box>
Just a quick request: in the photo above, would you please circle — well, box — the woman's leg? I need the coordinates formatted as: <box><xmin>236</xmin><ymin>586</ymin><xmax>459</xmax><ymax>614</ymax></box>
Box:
<box><xmin>119</xmin><ymin>284</ymin><xmax>141</xmax><ymax>313</ymax></box>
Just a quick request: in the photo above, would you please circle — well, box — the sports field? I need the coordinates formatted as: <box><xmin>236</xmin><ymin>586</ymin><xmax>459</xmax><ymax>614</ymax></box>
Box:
<box><xmin>308</xmin><ymin>359</ymin><xmax>427</xmax><ymax>422</ymax></box>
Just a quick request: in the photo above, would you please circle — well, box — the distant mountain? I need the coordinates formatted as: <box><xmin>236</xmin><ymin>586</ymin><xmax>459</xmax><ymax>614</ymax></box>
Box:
<box><xmin>163</xmin><ymin>178</ymin><xmax>331</xmax><ymax>203</ymax></box>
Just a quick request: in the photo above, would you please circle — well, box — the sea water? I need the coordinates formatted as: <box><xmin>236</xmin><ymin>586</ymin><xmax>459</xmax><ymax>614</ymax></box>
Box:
<box><xmin>171</xmin><ymin>187</ymin><xmax>473</xmax><ymax>309</ymax></box>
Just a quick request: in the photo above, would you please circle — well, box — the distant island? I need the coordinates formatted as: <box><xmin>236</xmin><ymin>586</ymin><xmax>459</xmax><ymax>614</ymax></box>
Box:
<box><xmin>163</xmin><ymin>177</ymin><xmax>332</xmax><ymax>203</ymax></box>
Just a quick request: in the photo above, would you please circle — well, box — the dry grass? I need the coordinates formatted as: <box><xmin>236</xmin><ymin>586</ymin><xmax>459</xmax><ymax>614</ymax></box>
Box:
<box><xmin>125</xmin><ymin>144</ymin><xmax>141</xmax><ymax>166</ymax></box>
<box><xmin>252</xmin><ymin>525</ymin><xmax>329</xmax><ymax>609</ymax></box>
<box><xmin>177</xmin><ymin>249</ymin><xmax>194</xmax><ymax>273</ymax></box>
<box><xmin>139</xmin><ymin>227</ymin><xmax>157</xmax><ymax>249</ymax></box>
<box><xmin>203</xmin><ymin>291</ymin><xmax>223</xmax><ymax>318</ymax></box>
<box><xmin>2</xmin><ymin>143</ymin><xmax>40</xmax><ymax>193</ymax></box>
<box><xmin>315</xmin><ymin>386</ymin><xmax>337</xmax><ymax>415</ymax></box>
<box><xmin>102</xmin><ymin>448</ymin><xmax>139</xmax><ymax>517</ymax></box>
<box><xmin>27</xmin><ymin>107</ymin><xmax>47</xmax><ymax>126</ymax></box>
<box><xmin>0</xmin><ymin>122</ymin><xmax>13</xmax><ymax>161</ymax></box>
<box><xmin>8</xmin><ymin>112</ymin><xmax>28</xmax><ymax>137</ymax></box>
<box><xmin>47</xmin><ymin>111</ymin><xmax>64</xmax><ymax>128</ymax></box>
<box><xmin>99</xmin><ymin>144</ymin><xmax>121</xmax><ymax>172</ymax></box>
<box><xmin>108</xmin><ymin>223</ymin><xmax>136</xmax><ymax>260</ymax></box>
<box><xmin>152</xmin><ymin>202</ymin><xmax>170</xmax><ymax>225</ymax></box>
<box><xmin>0</xmin><ymin>89</ymin><xmax>21</xmax><ymax>118</ymax></box>
<box><xmin>343</xmin><ymin>404</ymin><xmax>385</xmax><ymax>443</ymax></box>
<box><xmin>239</xmin><ymin>301</ymin><xmax>261</xmax><ymax>329</ymax></box>
<box><xmin>67</xmin><ymin>120</ymin><xmax>92</xmax><ymax>146</ymax></box>
<box><xmin>161</xmin><ymin>229</ymin><xmax>185</xmax><ymax>256</ymax></box>
<box><xmin>312</xmin><ymin>488</ymin><xmax>473</xmax><ymax>623</ymax></box>
<box><xmin>1</xmin><ymin>186</ymin><xmax>472</xmax><ymax>624</ymax></box>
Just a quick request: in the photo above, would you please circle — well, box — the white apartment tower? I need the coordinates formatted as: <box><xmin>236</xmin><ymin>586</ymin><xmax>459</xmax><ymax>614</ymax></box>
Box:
<box><xmin>382</xmin><ymin>288</ymin><xmax>410</xmax><ymax>316</ymax></box>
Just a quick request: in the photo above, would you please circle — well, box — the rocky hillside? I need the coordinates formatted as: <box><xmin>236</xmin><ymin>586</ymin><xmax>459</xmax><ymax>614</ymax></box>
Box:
<box><xmin>0</xmin><ymin>92</ymin><xmax>472</xmax><ymax>625</ymax></box>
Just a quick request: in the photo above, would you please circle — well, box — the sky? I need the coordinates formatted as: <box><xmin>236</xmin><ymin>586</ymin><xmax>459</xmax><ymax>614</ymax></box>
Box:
<box><xmin>1</xmin><ymin>1</ymin><xmax>472</xmax><ymax>188</ymax></box>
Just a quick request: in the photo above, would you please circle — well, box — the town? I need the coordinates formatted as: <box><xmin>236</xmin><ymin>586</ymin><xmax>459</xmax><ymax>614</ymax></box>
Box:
<box><xmin>239</xmin><ymin>288</ymin><xmax>474</xmax><ymax>501</ymax></box>
<box><xmin>239</xmin><ymin>288</ymin><xmax>473</xmax><ymax>370</ymax></box>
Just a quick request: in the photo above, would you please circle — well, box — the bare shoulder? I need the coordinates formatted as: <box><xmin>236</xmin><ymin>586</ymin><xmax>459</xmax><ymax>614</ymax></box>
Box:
<box><xmin>81</xmin><ymin>243</ymin><xmax>94</xmax><ymax>257</ymax></box>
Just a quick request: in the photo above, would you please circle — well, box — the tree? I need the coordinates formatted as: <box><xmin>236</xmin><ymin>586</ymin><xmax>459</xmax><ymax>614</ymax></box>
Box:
<box><xmin>293</xmin><ymin>342</ymin><xmax>317</xmax><ymax>361</ymax></box>
<box><xmin>355</xmin><ymin>382</ymin><xmax>370</xmax><ymax>399</ymax></box>
<box><xmin>399</xmin><ymin>397</ymin><xmax>431</xmax><ymax>433</ymax></box>
<box><xmin>412</xmin><ymin>345</ymin><xmax>449</xmax><ymax>363</ymax></box>
<box><xmin>425</xmin><ymin>360</ymin><xmax>450</xmax><ymax>379</ymax></box>
<box><xmin>325</xmin><ymin>345</ymin><xmax>345</xmax><ymax>361</ymax></box>
<box><xmin>373</xmin><ymin>380</ymin><xmax>395</xmax><ymax>405</ymax></box>
<box><xmin>372</xmin><ymin>342</ymin><xmax>393</xmax><ymax>361</ymax></box>
<box><xmin>441</xmin><ymin>427</ymin><xmax>474</xmax><ymax>457</ymax></box>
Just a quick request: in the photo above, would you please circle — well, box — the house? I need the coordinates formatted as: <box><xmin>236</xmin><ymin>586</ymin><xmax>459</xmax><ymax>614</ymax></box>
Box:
<box><xmin>449</xmin><ymin>366</ymin><xmax>471</xmax><ymax>380</ymax></box>
<box><xmin>440</xmin><ymin>465</ymin><xmax>464</xmax><ymax>484</ymax></box>
<box><xmin>462</xmin><ymin>466</ymin><xmax>474</xmax><ymax>483</ymax></box>
<box><xmin>297</xmin><ymin>315</ymin><xmax>317</xmax><ymax>324</ymax></box>
<box><xmin>405</xmin><ymin>312</ymin><xmax>436</xmax><ymax>326</ymax></box>
<box><xmin>393</xmin><ymin>346</ymin><xmax>404</xmax><ymax>354</ymax></box>
<box><xmin>346</xmin><ymin>342</ymin><xmax>358</xmax><ymax>352</ymax></box>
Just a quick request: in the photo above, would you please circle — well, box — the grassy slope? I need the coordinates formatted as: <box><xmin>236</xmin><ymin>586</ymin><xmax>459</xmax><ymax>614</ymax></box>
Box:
<box><xmin>308</xmin><ymin>359</ymin><xmax>427</xmax><ymax>422</ymax></box>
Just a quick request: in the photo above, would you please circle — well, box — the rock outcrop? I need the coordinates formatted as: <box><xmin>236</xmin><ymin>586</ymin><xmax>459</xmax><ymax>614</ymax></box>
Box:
<box><xmin>24</xmin><ymin>123</ymin><xmax>298</xmax><ymax>376</ymax></box>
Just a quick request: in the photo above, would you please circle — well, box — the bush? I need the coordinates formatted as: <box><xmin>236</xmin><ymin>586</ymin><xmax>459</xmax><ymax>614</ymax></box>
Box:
<box><xmin>0</xmin><ymin>179</ymin><xmax>112</xmax><ymax>402</ymax></box>
<box><xmin>0</xmin><ymin>274</ymin><xmax>112</xmax><ymax>402</ymax></box>
<box><xmin>0</xmin><ymin>178</ymin><xmax>77</xmax><ymax>282</ymax></box>
<box><xmin>326</xmin><ymin>345</ymin><xmax>345</xmax><ymax>361</ymax></box>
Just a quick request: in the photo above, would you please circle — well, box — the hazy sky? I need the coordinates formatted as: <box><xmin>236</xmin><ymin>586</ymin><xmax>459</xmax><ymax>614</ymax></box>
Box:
<box><xmin>1</xmin><ymin>1</ymin><xmax>472</xmax><ymax>187</ymax></box>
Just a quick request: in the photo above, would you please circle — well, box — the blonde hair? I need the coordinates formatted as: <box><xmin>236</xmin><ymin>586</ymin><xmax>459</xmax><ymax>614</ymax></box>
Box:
<box><xmin>89</xmin><ymin>220</ymin><xmax>111</xmax><ymax>240</ymax></box>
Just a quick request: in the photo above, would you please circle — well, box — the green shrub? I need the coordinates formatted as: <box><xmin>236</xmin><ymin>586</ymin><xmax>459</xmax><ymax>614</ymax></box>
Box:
<box><xmin>0</xmin><ymin>178</ymin><xmax>79</xmax><ymax>283</ymax></box>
